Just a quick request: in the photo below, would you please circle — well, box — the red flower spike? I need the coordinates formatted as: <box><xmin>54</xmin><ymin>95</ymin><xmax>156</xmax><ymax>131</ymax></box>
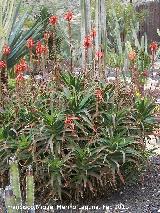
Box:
<box><xmin>15</xmin><ymin>64</ymin><xmax>23</xmax><ymax>74</ymax></box>
<box><xmin>142</xmin><ymin>70</ymin><xmax>149</xmax><ymax>78</ymax></box>
<box><xmin>83</xmin><ymin>36</ymin><xmax>92</xmax><ymax>49</ymax></box>
<box><xmin>15</xmin><ymin>59</ymin><xmax>28</xmax><ymax>74</ymax></box>
<box><xmin>36</xmin><ymin>41</ymin><xmax>43</xmax><ymax>55</ymax></box>
<box><xmin>64</xmin><ymin>11</ymin><xmax>73</xmax><ymax>21</ymax></box>
<box><xmin>95</xmin><ymin>88</ymin><xmax>103</xmax><ymax>101</ymax></box>
<box><xmin>64</xmin><ymin>115</ymin><xmax>80</xmax><ymax>130</ymax></box>
<box><xmin>49</xmin><ymin>16</ymin><xmax>58</xmax><ymax>25</ymax></box>
<box><xmin>42</xmin><ymin>46</ymin><xmax>48</xmax><ymax>55</ymax></box>
<box><xmin>36</xmin><ymin>41</ymin><xmax>48</xmax><ymax>55</ymax></box>
<box><xmin>149</xmin><ymin>41</ymin><xmax>158</xmax><ymax>53</ymax></box>
<box><xmin>16</xmin><ymin>74</ymin><xmax>25</xmax><ymax>82</ymax></box>
<box><xmin>90</xmin><ymin>28</ymin><xmax>96</xmax><ymax>39</ymax></box>
<box><xmin>0</xmin><ymin>60</ymin><xmax>7</xmax><ymax>69</ymax></box>
<box><xmin>20</xmin><ymin>59</ymin><xmax>28</xmax><ymax>71</ymax></box>
<box><xmin>3</xmin><ymin>44</ymin><xmax>11</xmax><ymax>56</ymax></box>
<box><xmin>27</xmin><ymin>37</ymin><xmax>34</xmax><ymax>49</ymax></box>
<box><xmin>44</xmin><ymin>32</ymin><xmax>50</xmax><ymax>41</ymax></box>
<box><xmin>95</xmin><ymin>51</ymin><xmax>104</xmax><ymax>59</ymax></box>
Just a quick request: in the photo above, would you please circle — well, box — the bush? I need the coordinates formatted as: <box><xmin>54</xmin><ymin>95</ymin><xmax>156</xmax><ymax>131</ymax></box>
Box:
<box><xmin>0</xmin><ymin>72</ymin><xmax>157</xmax><ymax>201</ymax></box>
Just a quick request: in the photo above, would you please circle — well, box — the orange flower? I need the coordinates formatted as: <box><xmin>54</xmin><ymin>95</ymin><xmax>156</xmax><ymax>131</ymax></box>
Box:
<box><xmin>128</xmin><ymin>50</ymin><xmax>136</xmax><ymax>61</ymax></box>
<box><xmin>95</xmin><ymin>88</ymin><xmax>103</xmax><ymax>101</ymax></box>
<box><xmin>49</xmin><ymin>16</ymin><xmax>58</xmax><ymax>25</ymax></box>
<box><xmin>15</xmin><ymin>59</ymin><xmax>28</xmax><ymax>74</ymax></box>
<box><xmin>0</xmin><ymin>60</ymin><xmax>7</xmax><ymax>69</ymax></box>
<box><xmin>64</xmin><ymin>11</ymin><xmax>73</xmax><ymax>21</ymax></box>
<box><xmin>64</xmin><ymin>115</ymin><xmax>80</xmax><ymax>130</ymax></box>
<box><xmin>149</xmin><ymin>41</ymin><xmax>158</xmax><ymax>53</ymax></box>
<box><xmin>83</xmin><ymin>36</ymin><xmax>92</xmax><ymax>49</ymax></box>
<box><xmin>3</xmin><ymin>44</ymin><xmax>11</xmax><ymax>56</ymax></box>
<box><xmin>27</xmin><ymin>37</ymin><xmax>34</xmax><ymax>49</ymax></box>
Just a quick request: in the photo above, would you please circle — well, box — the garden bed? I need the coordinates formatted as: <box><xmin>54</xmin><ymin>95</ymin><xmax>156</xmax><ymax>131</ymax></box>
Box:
<box><xmin>39</xmin><ymin>155</ymin><xmax>160</xmax><ymax>213</ymax></box>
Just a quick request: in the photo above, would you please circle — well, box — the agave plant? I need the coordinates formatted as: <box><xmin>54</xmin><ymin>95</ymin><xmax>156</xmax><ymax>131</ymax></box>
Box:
<box><xmin>0</xmin><ymin>0</ymin><xmax>49</xmax><ymax>69</ymax></box>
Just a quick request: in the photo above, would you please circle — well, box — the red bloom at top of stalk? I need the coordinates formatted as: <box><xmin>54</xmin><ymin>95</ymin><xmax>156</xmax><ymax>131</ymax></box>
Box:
<box><xmin>95</xmin><ymin>88</ymin><xmax>103</xmax><ymax>102</ymax></box>
<box><xmin>49</xmin><ymin>15</ymin><xmax>58</xmax><ymax>25</ymax></box>
<box><xmin>64</xmin><ymin>115</ymin><xmax>80</xmax><ymax>130</ymax></box>
<box><xmin>36</xmin><ymin>41</ymin><xmax>47</xmax><ymax>55</ymax></box>
<box><xmin>95</xmin><ymin>51</ymin><xmax>104</xmax><ymax>59</ymax></box>
<box><xmin>0</xmin><ymin>60</ymin><xmax>7</xmax><ymax>69</ymax></box>
<box><xmin>64</xmin><ymin>115</ymin><xmax>80</xmax><ymax>124</ymax></box>
<box><xmin>15</xmin><ymin>64</ymin><xmax>23</xmax><ymax>73</ymax></box>
<box><xmin>3</xmin><ymin>44</ymin><xmax>11</xmax><ymax>56</ymax></box>
<box><xmin>15</xmin><ymin>59</ymin><xmax>28</xmax><ymax>74</ymax></box>
<box><xmin>149</xmin><ymin>41</ymin><xmax>158</xmax><ymax>53</ymax></box>
<box><xmin>64</xmin><ymin>11</ymin><xmax>73</xmax><ymax>21</ymax></box>
<box><xmin>83</xmin><ymin>36</ymin><xmax>92</xmax><ymax>49</ymax></box>
<box><xmin>90</xmin><ymin>28</ymin><xmax>96</xmax><ymax>39</ymax></box>
<box><xmin>20</xmin><ymin>59</ymin><xmax>28</xmax><ymax>71</ymax></box>
<box><xmin>27</xmin><ymin>37</ymin><xmax>34</xmax><ymax>49</ymax></box>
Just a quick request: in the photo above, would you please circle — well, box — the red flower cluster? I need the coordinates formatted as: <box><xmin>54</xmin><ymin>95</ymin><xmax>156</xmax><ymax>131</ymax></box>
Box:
<box><xmin>64</xmin><ymin>115</ymin><xmax>80</xmax><ymax>130</ymax></box>
<box><xmin>3</xmin><ymin>44</ymin><xmax>11</xmax><ymax>56</ymax></box>
<box><xmin>27</xmin><ymin>37</ymin><xmax>34</xmax><ymax>49</ymax></box>
<box><xmin>36</xmin><ymin>41</ymin><xmax>47</xmax><ymax>56</ymax></box>
<box><xmin>0</xmin><ymin>60</ymin><xmax>7</xmax><ymax>69</ymax></box>
<box><xmin>95</xmin><ymin>51</ymin><xmax>103</xmax><ymax>60</ymax></box>
<box><xmin>83</xmin><ymin>36</ymin><xmax>92</xmax><ymax>49</ymax></box>
<box><xmin>83</xmin><ymin>29</ymin><xmax>97</xmax><ymax>48</ymax></box>
<box><xmin>16</xmin><ymin>74</ymin><xmax>25</xmax><ymax>82</ymax></box>
<box><xmin>95</xmin><ymin>88</ymin><xmax>103</xmax><ymax>102</ymax></box>
<box><xmin>44</xmin><ymin>32</ymin><xmax>50</xmax><ymax>41</ymax></box>
<box><xmin>49</xmin><ymin>16</ymin><xmax>58</xmax><ymax>25</ymax></box>
<box><xmin>64</xmin><ymin>11</ymin><xmax>73</xmax><ymax>21</ymax></box>
<box><xmin>149</xmin><ymin>41</ymin><xmax>158</xmax><ymax>53</ymax></box>
<box><xmin>15</xmin><ymin>59</ymin><xmax>28</xmax><ymax>74</ymax></box>
<box><xmin>15</xmin><ymin>59</ymin><xmax>27</xmax><ymax>82</ymax></box>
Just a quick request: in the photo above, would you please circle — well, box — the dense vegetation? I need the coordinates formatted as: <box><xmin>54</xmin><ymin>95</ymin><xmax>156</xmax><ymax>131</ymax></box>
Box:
<box><xmin>0</xmin><ymin>0</ymin><xmax>159</xmax><ymax>211</ymax></box>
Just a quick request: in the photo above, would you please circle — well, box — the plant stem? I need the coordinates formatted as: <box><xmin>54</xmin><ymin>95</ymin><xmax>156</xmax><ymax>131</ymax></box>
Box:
<box><xmin>68</xmin><ymin>21</ymin><xmax>73</xmax><ymax>73</ymax></box>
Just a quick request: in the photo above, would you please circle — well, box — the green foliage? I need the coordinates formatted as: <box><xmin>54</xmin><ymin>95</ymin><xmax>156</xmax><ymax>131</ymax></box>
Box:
<box><xmin>0</xmin><ymin>73</ymin><xmax>156</xmax><ymax>201</ymax></box>
<box><xmin>0</xmin><ymin>0</ymin><xmax>157</xmax><ymax>204</ymax></box>
<box><xmin>107</xmin><ymin>0</ymin><xmax>146</xmax><ymax>41</ymax></box>
<box><xmin>0</xmin><ymin>0</ymin><xmax>49</xmax><ymax>69</ymax></box>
